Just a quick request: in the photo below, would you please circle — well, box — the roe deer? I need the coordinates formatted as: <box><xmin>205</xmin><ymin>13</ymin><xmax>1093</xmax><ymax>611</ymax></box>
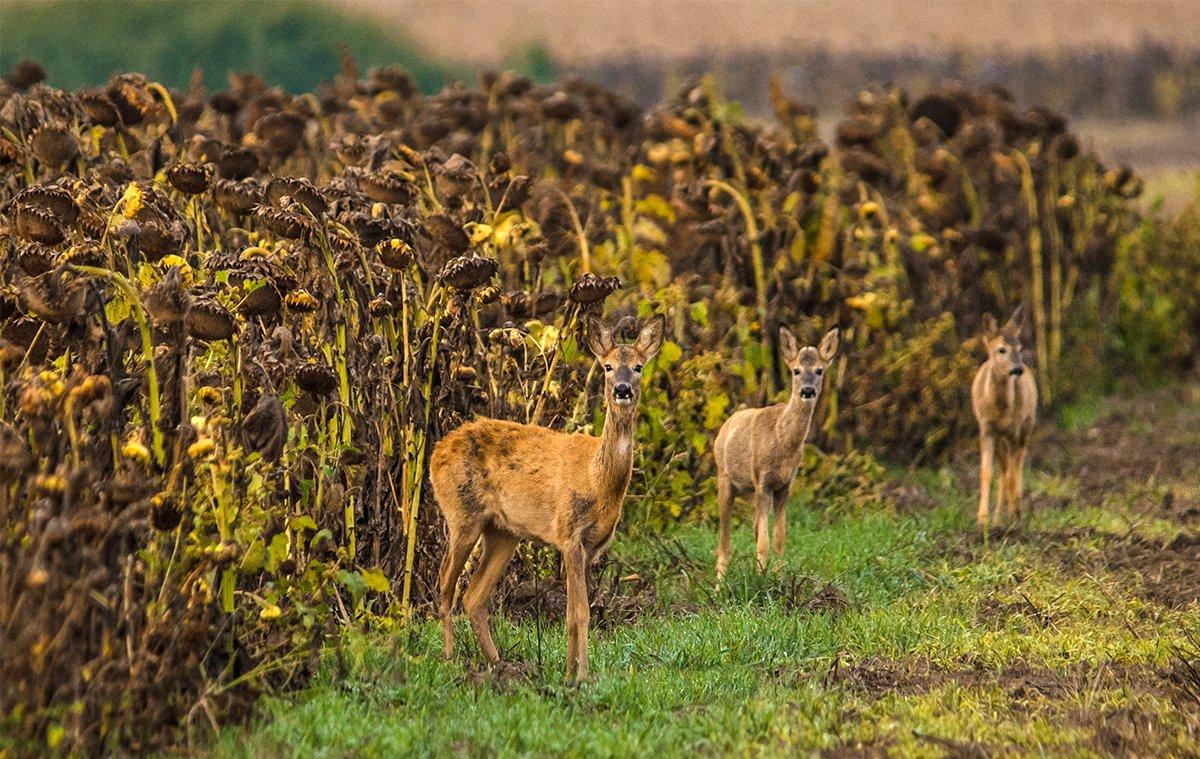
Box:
<box><xmin>972</xmin><ymin>306</ymin><xmax>1037</xmax><ymax>531</ymax></box>
<box><xmin>430</xmin><ymin>313</ymin><xmax>664</xmax><ymax>682</ymax></box>
<box><xmin>714</xmin><ymin>325</ymin><xmax>839</xmax><ymax>582</ymax></box>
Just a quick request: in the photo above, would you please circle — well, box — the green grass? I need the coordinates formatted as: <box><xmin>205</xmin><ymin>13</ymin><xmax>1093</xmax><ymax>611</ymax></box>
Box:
<box><xmin>212</xmin><ymin>457</ymin><xmax>1200</xmax><ymax>757</ymax></box>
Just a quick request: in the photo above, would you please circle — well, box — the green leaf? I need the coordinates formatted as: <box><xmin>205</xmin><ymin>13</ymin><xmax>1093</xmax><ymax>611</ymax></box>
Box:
<box><xmin>105</xmin><ymin>296</ymin><xmax>130</xmax><ymax>325</ymax></box>
<box><xmin>290</xmin><ymin>515</ymin><xmax>318</xmax><ymax>532</ymax></box>
<box><xmin>634</xmin><ymin>193</ymin><xmax>676</xmax><ymax>223</ymax></box>
<box><xmin>657</xmin><ymin>341</ymin><xmax>683</xmax><ymax>367</ymax></box>
<box><xmin>266</xmin><ymin>533</ymin><xmax>289</xmax><ymax>572</ymax></box>
<box><xmin>360</xmin><ymin>567</ymin><xmax>391</xmax><ymax>593</ymax></box>
<box><xmin>337</xmin><ymin>569</ymin><xmax>367</xmax><ymax>600</ymax></box>
<box><xmin>220</xmin><ymin>568</ymin><xmax>235</xmax><ymax>613</ymax></box>
<box><xmin>241</xmin><ymin>538</ymin><xmax>265</xmax><ymax>574</ymax></box>
<box><xmin>703</xmin><ymin>392</ymin><xmax>730</xmax><ymax>430</ymax></box>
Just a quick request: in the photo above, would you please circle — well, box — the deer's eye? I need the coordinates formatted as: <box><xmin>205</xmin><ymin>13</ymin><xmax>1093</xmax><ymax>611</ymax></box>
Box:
<box><xmin>634</xmin><ymin>364</ymin><xmax>643</xmax><ymax>373</ymax></box>
<box><xmin>998</xmin><ymin>347</ymin><xmax>1007</xmax><ymax>354</ymax></box>
<box><xmin>603</xmin><ymin>364</ymin><xmax>613</xmax><ymax>372</ymax></box>
<box><xmin>816</xmin><ymin>368</ymin><xmax>824</xmax><ymax>376</ymax></box>
<box><xmin>792</xmin><ymin>368</ymin><xmax>801</xmax><ymax>375</ymax></box>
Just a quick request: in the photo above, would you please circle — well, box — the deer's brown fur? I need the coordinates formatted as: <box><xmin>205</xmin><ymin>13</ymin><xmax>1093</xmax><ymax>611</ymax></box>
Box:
<box><xmin>714</xmin><ymin>326</ymin><xmax>839</xmax><ymax>581</ymax></box>
<box><xmin>430</xmin><ymin>314</ymin><xmax>664</xmax><ymax>681</ymax></box>
<box><xmin>971</xmin><ymin>306</ymin><xmax>1037</xmax><ymax>531</ymax></box>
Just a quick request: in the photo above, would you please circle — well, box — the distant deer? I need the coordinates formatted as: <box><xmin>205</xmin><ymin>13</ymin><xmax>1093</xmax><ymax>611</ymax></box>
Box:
<box><xmin>715</xmin><ymin>325</ymin><xmax>839</xmax><ymax>582</ymax></box>
<box><xmin>431</xmin><ymin>313</ymin><xmax>664</xmax><ymax>682</ymax></box>
<box><xmin>972</xmin><ymin>306</ymin><xmax>1037</xmax><ymax>531</ymax></box>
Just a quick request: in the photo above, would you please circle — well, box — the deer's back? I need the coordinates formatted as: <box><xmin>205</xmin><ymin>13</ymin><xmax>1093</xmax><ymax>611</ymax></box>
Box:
<box><xmin>715</xmin><ymin>404</ymin><xmax>788</xmax><ymax>491</ymax></box>
<box><xmin>430</xmin><ymin>418</ymin><xmax>598</xmax><ymax>544</ymax></box>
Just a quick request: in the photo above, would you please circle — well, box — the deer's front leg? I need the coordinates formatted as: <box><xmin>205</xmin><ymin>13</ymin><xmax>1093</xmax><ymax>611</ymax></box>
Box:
<box><xmin>771</xmin><ymin>486</ymin><xmax>790</xmax><ymax>567</ymax></box>
<box><xmin>978</xmin><ymin>433</ymin><xmax>995</xmax><ymax>531</ymax></box>
<box><xmin>563</xmin><ymin>542</ymin><xmax>590</xmax><ymax>682</ymax></box>
<box><xmin>754</xmin><ymin>487</ymin><xmax>772</xmax><ymax>572</ymax></box>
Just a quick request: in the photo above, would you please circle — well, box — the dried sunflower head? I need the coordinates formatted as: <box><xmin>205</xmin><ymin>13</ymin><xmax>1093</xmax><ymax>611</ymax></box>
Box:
<box><xmin>568</xmin><ymin>272</ymin><xmax>621</xmax><ymax>304</ymax></box>
<box><xmin>376</xmin><ymin>238</ymin><xmax>413</xmax><ymax>270</ymax></box>
<box><xmin>12</xmin><ymin>204</ymin><xmax>65</xmax><ymax>245</ymax></box>
<box><xmin>186</xmin><ymin>298</ymin><xmax>237</xmax><ymax>341</ymax></box>
<box><xmin>435</xmin><ymin>153</ymin><xmax>477</xmax><ymax>197</ymax></box>
<box><xmin>440</xmin><ymin>254</ymin><xmax>498</xmax><ymax>290</ymax></box>
<box><xmin>136</xmin><ymin>219</ymin><xmax>185</xmax><ymax>260</ymax></box>
<box><xmin>29</xmin><ymin>123</ymin><xmax>79</xmax><ymax>167</ymax></box>
<box><xmin>79</xmin><ymin>92</ymin><xmax>122</xmax><ymax>127</ymax></box>
<box><xmin>256</xmin><ymin>205</ymin><xmax>314</xmax><ymax>240</ymax></box>
<box><xmin>284</xmin><ymin>289</ymin><xmax>319</xmax><ymax>314</ymax></box>
<box><xmin>18</xmin><ymin>270</ymin><xmax>86</xmax><ymax>324</ymax></box>
<box><xmin>213</xmin><ymin>145</ymin><xmax>260</xmax><ymax>180</ymax></box>
<box><xmin>142</xmin><ymin>266</ymin><xmax>190</xmax><ymax>326</ymax></box>
<box><xmin>236</xmin><ymin>281</ymin><xmax>282</xmax><ymax>317</ymax></box>
<box><xmin>15</xmin><ymin>243</ymin><xmax>55</xmax><ymax>276</ymax></box>
<box><xmin>255</xmin><ymin>111</ymin><xmax>307</xmax><ymax>158</ymax></box>
<box><xmin>360</xmin><ymin>169</ymin><xmax>414</xmax><ymax>204</ymax></box>
<box><xmin>13</xmin><ymin>184</ymin><xmax>79</xmax><ymax>224</ymax></box>
<box><xmin>294</xmin><ymin>362</ymin><xmax>337</xmax><ymax>396</ymax></box>
<box><xmin>265</xmin><ymin>176</ymin><xmax>326</xmax><ymax>215</ymax></box>
<box><xmin>425</xmin><ymin>214</ymin><xmax>469</xmax><ymax>254</ymax></box>
<box><xmin>166</xmin><ymin>162</ymin><xmax>212</xmax><ymax>195</ymax></box>
<box><xmin>4</xmin><ymin>59</ymin><xmax>46</xmax><ymax>90</ymax></box>
<box><xmin>213</xmin><ymin>178</ymin><xmax>263</xmax><ymax>215</ymax></box>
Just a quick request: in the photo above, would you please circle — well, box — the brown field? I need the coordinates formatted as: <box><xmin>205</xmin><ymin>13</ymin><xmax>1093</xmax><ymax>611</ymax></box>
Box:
<box><xmin>336</xmin><ymin>0</ymin><xmax>1200</xmax><ymax>64</ymax></box>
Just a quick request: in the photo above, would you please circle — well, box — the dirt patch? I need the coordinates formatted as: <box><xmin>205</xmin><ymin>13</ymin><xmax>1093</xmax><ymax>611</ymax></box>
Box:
<box><xmin>826</xmin><ymin>655</ymin><xmax>1163</xmax><ymax>702</ymax></box>
<box><xmin>1033</xmin><ymin>385</ymin><xmax>1200</xmax><ymax>521</ymax></box>
<box><xmin>1054</xmin><ymin>530</ymin><xmax>1200</xmax><ymax>610</ymax></box>
<box><xmin>1071</xmin><ymin>705</ymin><xmax>1186</xmax><ymax>757</ymax></box>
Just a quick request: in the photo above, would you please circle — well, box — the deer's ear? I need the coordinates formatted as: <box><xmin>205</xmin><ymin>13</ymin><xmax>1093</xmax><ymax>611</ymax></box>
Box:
<box><xmin>635</xmin><ymin>314</ymin><xmax>665</xmax><ymax>359</ymax></box>
<box><xmin>982</xmin><ymin>314</ymin><xmax>999</xmax><ymax>338</ymax></box>
<box><xmin>586</xmin><ymin>315</ymin><xmax>614</xmax><ymax>358</ymax></box>
<box><xmin>779</xmin><ymin>327</ymin><xmax>800</xmax><ymax>362</ymax></box>
<box><xmin>818</xmin><ymin>327</ymin><xmax>840</xmax><ymax>361</ymax></box>
<box><xmin>1003</xmin><ymin>305</ymin><xmax>1026</xmax><ymax>338</ymax></box>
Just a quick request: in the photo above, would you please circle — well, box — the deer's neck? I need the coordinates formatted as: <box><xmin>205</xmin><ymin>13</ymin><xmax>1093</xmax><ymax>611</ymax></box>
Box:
<box><xmin>593</xmin><ymin>408</ymin><xmax>635</xmax><ymax>504</ymax></box>
<box><xmin>987</xmin><ymin>363</ymin><xmax>1019</xmax><ymax>423</ymax></box>
<box><xmin>776</xmin><ymin>393</ymin><xmax>817</xmax><ymax>455</ymax></box>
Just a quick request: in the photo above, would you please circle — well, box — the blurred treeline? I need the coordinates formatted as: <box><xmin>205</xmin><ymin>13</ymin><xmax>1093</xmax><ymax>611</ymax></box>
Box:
<box><xmin>0</xmin><ymin>0</ymin><xmax>466</xmax><ymax>93</ymax></box>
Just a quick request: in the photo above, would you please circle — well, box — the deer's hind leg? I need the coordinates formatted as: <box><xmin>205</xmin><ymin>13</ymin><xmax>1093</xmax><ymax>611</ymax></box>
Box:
<box><xmin>438</xmin><ymin>518</ymin><xmax>484</xmax><ymax>660</ymax></box>
<box><xmin>462</xmin><ymin>526</ymin><xmax>519</xmax><ymax>664</ymax></box>
<box><xmin>1004</xmin><ymin>443</ymin><xmax>1028</xmax><ymax>524</ymax></box>
<box><xmin>716</xmin><ymin>473</ymin><xmax>734</xmax><ymax>582</ymax></box>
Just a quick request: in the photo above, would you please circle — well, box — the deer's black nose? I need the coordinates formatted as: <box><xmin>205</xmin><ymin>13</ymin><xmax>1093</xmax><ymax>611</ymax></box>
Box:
<box><xmin>613</xmin><ymin>383</ymin><xmax>633</xmax><ymax>400</ymax></box>
<box><xmin>799</xmin><ymin>387</ymin><xmax>817</xmax><ymax>399</ymax></box>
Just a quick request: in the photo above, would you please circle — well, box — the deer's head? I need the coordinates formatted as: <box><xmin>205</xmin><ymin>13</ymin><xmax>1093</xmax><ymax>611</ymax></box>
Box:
<box><xmin>780</xmin><ymin>325</ymin><xmax>839</xmax><ymax>404</ymax></box>
<box><xmin>586</xmin><ymin>314</ymin><xmax>665</xmax><ymax>416</ymax></box>
<box><xmin>982</xmin><ymin>306</ymin><xmax>1028</xmax><ymax>380</ymax></box>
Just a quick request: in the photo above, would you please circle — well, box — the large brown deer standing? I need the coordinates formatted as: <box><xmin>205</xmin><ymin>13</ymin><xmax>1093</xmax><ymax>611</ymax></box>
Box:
<box><xmin>430</xmin><ymin>313</ymin><xmax>664</xmax><ymax>682</ymax></box>
<box><xmin>972</xmin><ymin>306</ymin><xmax>1037</xmax><ymax>531</ymax></box>
<box><xmin>714</xmin><ymin>325</ymin><xmax>839</xmax><ymax>582</ymax></box>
